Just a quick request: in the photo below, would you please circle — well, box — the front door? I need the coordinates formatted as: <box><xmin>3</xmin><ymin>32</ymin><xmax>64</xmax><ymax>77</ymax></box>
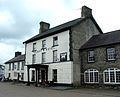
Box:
<box><xmin>41</xmin><ymin>70</ymin><xmax>45</xmax><ymax>82</ymax></box>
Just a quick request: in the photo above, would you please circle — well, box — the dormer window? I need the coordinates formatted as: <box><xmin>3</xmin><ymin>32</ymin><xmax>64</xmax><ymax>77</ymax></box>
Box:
<box><xmin>53</xmin><ymin>36</ymin><xmax>58</xmax><ymax>46</ymax></box>
<box><xmin>33</xmin><ymin>43</ymin><xmax>36</xmax><ymax>52</ymax></box>
<box><xmin>42</xmin><ymin>40</ymin><xmax>46</xmax><ymax>48</ymax></box>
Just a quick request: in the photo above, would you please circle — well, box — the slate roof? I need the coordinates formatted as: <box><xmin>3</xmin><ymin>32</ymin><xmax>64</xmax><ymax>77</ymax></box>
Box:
<box><xmin>80</xmin><ymin>30</ymin><xmax>120</xmax><ymax>50</ymax></box>
<box><xmin>24</xmin><ymin>16</ymin><xmax>102</xmax><ymax>43</ymax></box>
<box><xmin>5</xmin><ymin>54</ymin><xmax>25</xmax><ymax>64</ymax></box>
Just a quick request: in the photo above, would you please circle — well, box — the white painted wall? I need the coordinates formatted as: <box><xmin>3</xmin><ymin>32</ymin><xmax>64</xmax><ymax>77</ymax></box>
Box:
<box><xmin>5</xmin><ymin>61</ymin><xmax>25</xmax><ymax>81</ymax></box>
<box><xmin>26</xmin><ymin>30</ymin><xmax>70</xmax><ymax>64</ymax></box>
<box><xmin>48</xmin><ymin>61</ymin><xmax>73</xmax><ymax>84</ymax></box>
<box><xmin>25</xmin><ymin>30</ymin><xmax>73</xmax><ymax>84</ymax></box>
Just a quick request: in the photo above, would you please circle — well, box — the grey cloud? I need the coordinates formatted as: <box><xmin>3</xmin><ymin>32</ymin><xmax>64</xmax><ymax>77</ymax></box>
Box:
<box><xmin>0</xmin><ymin>0</ymin><xmax>38</xmax><ymax>40</ymax></box>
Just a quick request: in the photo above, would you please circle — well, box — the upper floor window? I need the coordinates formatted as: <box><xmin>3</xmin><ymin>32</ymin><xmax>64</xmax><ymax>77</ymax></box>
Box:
<box><xmin>60</xmin><ymin>52</ymin><xmax>67</xmax><ymax>62</ymax></box>
<box><xmin>17</xmin><ymin>62</ymin><xmax>20</xmax><ymax>70</ymax></box>
<box><xmin>42</xmin><ymin>40</ymin><xmax>46</xmax><ymax>48</ymax></box>
<box><xmin>88</xmin><ymin>50</ymin><xmax>95</xmax><ymax>62</ymax></box>
<box><xmin>53</xmin><ymin>36</ymin><xmax>58</xmax><ymax>46</ymax></box>
<box><xmin>33</xmin><ymin>43</ymin><xmax>36</xmax><ymax>51</ymax></box>
<box><xmin>53</xmin><ymin>50</ymin><xmax>57</xmax><ymax>62</ymax></box>
<box><xmin>21</xmin><ymin>61</ymin><xmax>24</xmax><ymax>70</ymax></box>
<box><xmin>12</xmin><ymin>63</ymin><xmax>14</xmax><ymax>70</ymax></box>
<box><xmin>106</xmin><ymin>47</ymin><xmax>116</xmax><ymax>61</ymax></box>
<box><xmin>42</xmin><ymin>53</ymin><xmax>46</xmax><ymax>63</ymax></box>
<box><xmin>32</xmin><ymin>54</ymin><xmax>36</xmax><ymax>64</ymax></box>
<box><xmin>9</xmin><ymin>63</ymin><xmax>11</xmax><ymax>70</ymax></box>
<box><xmin>84</xmin><ymin>69</ymin><xmax>99</xmax><ymax>83</ymax></box>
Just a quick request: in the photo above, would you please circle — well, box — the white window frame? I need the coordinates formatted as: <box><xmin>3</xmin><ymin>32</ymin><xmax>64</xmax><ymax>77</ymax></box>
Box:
<box><xmin>106</xmin><ymin>48</ymin><xmax>116</xmax><ymax>61</ymax></box>
<box><xmin>9</xmin><ymin>63</ymin><xmax>11</xmax><ymax>71</ymax></box>
<box><xmin>21</xmin><ymin>61</ymin><xmax>24</xmax><ymax>70</ymax></box>
<box><xmin>53</xmin><ymin>36</ymin><xmax>58</xmax><ymax>46</ymax></box>
<box><xmin>53</xmin><ymin>50</ymin><xmax>57</xmax><ymax>62</ymax></box>
<box><xmin>88</xmin><ymin>50</ymin><xmax>95</xmax><ymax>62</ymax></box>
<box><xmin>32</xmin><ymin>54</ymin><xmax>36</xmax><ymax>64</ymax></box>
<box><xmin>42</xmin><ymin>40</ymin><xmax>46</xmax><ymax>48</ymax></box>
<box><xmin>103</xmin><ymin>68</ymin><xmax>120</xmax><ymax>84</ymax></box>
<box><xmin>84</xmin><ymin>69</ymin><xmax>99</xmax><ymax>83</ymax></box>
<box><xmin>33</xmin><ymin>43</ymin><xmax>36</xmax><ymax>51</ymax></box>
<box><xmin>42</xmin><ymin>52</ymin><xmax>46</xmax><ymax>63</ymax></box>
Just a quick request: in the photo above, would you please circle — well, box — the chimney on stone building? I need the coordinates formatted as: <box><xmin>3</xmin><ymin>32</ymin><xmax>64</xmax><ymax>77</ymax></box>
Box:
<box><xmin>81</xmin><ymin>6</ymin><xmax>92</xmax><ymax>17</ymax></box>
<box><xmin>15</xmin><ymin>51</ymin><xmax>21</xmax><ymax>57</ymax></box>
<box><xmin>39</xmin><ymin>21</ymin><xmax>50</xmax><ymax>34</ymax></box>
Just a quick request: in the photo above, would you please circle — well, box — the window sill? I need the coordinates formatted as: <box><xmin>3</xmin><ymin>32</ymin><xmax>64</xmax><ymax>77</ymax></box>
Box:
<box><xmin>52</xmin><ymin>45</ymin><xmax>59</xmax><ymax>47</ymax></box>
<box><xmin>106</xmin><ymin>59</ymin><xmax>116</xmax><ymax>62</ymax></box>
<box><xmin>87</xmin><ymin>61</ymin><xmax>95</xmax><ymax>63</ymax></box>
<box><xmin>32</xmin><ymin>50</ymin><xmax>37</xmax><ymax>52</ymax></box>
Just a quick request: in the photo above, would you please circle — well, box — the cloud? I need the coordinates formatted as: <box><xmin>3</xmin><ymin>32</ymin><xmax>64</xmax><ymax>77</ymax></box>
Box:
<box><xmin>1</xmin><ymin>0</ymin><xmax>120</xmax><ymax>64</ymax></box>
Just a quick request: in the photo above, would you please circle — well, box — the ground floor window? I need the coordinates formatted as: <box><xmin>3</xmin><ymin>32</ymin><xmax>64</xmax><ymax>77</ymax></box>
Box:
<box><xmin>84</xmin><ymin>69</ymin><xmax>99</xmax><ymax>83</ymax></box>
<box><xmin>31</xmin><ymin>70</ymin><xmax>35</xmax><ymax>81</ymax></box>
<box><xmin>104</xmin><ymin>68</ymin><xmax>120</xmax><ymax>84</ymax></box>
<box><xmin>21</xmin><ymin>73</ymin><xmax>24</xmax><ymax>80</ymax></box>
<box><xmin>52</xmin><ymin>69</ymin><xmax>57</xmax><ymax>82</ymax></box>
<box><xmin>8</xmin><ymin>73</ymin><xmax>11</xmax><ymax>78</ymax></box>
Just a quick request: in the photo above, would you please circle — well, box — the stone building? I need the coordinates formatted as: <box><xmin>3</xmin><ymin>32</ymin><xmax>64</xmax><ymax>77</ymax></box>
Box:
<box><xmin>23</xmin><ymin>6</ymin><xmax>102</xmax><ymax>87</ymax></box>
<box><xmin>80</xmin><ymin>30</ymin><xmax>120</xmax><ymax>87</ymax></box>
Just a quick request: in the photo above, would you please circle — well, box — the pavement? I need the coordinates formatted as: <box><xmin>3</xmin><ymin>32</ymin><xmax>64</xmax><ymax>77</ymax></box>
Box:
<box><xmin>0</xmin><ymin>82</ymin><xmax>120</xmax><ymax>97</ymax></box>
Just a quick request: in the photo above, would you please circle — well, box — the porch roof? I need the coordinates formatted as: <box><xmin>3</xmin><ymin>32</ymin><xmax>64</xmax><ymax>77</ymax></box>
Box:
<box><xmin>26</xmin><ymin>64</ymin><xmax>48</xmax><ymax>68</ymax></box>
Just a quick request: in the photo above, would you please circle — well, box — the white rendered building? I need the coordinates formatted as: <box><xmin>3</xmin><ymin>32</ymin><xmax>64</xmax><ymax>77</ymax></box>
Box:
<box><xmin>23</xmin><ymin>6</ymin><xmax>102</xmax><ymax>86</ymax></box>
<box><xmin>5</xmin><ymin>52</ymin><xmax>25</xmax><ymax>82</ymax></box>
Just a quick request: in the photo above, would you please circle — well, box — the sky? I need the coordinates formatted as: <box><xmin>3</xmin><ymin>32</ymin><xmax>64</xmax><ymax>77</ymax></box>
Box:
<box><xmin>0</xmin><ymin>0</ymin><xmax>120</xmax><ymax>64</ymax></box>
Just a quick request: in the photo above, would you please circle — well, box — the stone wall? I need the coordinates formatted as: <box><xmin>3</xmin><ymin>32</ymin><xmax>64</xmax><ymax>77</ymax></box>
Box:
<box><xmin>71</xmin><ymin>18</ymin><xmax>101</xmax><ymax>86</ymax></box>
<box><xmin>80</xmin><ymin>44</ymin><xmax>120</xmax><ymax>87</ymax></box>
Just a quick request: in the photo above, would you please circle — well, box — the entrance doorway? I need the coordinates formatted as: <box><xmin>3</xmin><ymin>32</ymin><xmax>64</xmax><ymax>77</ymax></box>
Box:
<box><xmin>41</xmin><ymin>70</ymin><xmax>46</xmax><ymax>82</ymax></box>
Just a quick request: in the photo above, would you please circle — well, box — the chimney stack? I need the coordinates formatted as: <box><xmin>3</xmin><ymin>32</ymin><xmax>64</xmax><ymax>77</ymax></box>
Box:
<box><xmin>81</xmin><ymin>6</ymin><xmax>92</xmax><ymax>17</ymax></box>
<box><xmin>39</xmin><ymin>21</ymin><xmax>50</xmax><ymax>34</ymax></box>
<box><xmin>15</xmin><ymin>51</ymin><xmax>21</xmax><ymax>57</ymax></box>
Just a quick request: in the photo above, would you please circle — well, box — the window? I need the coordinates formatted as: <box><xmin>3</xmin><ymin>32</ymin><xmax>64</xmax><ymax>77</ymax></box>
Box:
<box><xmin>53</xmin><ymin>69</ymin><xmax>57</xmax><ymax>82</ymax></box>
<box><xmin>9</xmin><ymin>63</ymin><xmax>11</xmax><ymax>70</ymax></box>
<box><xmin>84</xmin><ymin>69</ymin><xmax>99</xmax><ymax>83</ymax></box>
<box><xmin>53</xmin><ymin>36</ymin><xmax>58</xmax><ymax>46</ymax></box>
<box><xmin>8</xmin><ymin>73</ymin><xmax>11</xmax><ymax>78</ymax></box>
<box><xmin>12</xmin><ymin>63</ymin><xmax>14</xmax><ymax>70</ymax></box>
<box><xmin>17</xmin><ymin>62</ymin><xmax>20</xmax><ymax>70</ymax></box>
<box><xmin>88</xmin><ymin>50</ymin><xmax>95</xmax><ymax>62</ymax></box>
<box><xmin>42</xmin><ymin>40</ymin><xmax>46</xmax><ymax>48</ymax></box>
<box><xmin>31</xmin><ymin>70</ymin><xmax>35</xmax><ymax>81</ymax></box>
<box><xmin>14</xmin><ymin>72</ymin><xmax>17</xmax><ymax>77</ymax></box>
<box><xmin>32</xmin><ymin>54</ymin><xmax>36</xmax><ymax>64</ymax></box>
<box><xmin>104</xmin><ymin>68</ymin><xmax>120</xmax><ymax>84</ymax></box>
<box><xmin>33</xmin><ymin>43</ymin><xmax>36</xmax><ymax>51</ymax></box>
<box><xmin>53</xmin><ymin>50</ymin><xmax>57</xmax><ymax>62</ymax></box>
<box><xmin>42</xmin><ymin>53</ymin><xmax>46</xmax><ymax>63</ymax></box>
<box><xmin>21</xmin><ymin>73</ymin><xmax>24</xmax><ymax>80</ymax></box>
<box><xmin>60</xmin><ymin>52</ymin><xmax>67</xmax><ymax>62</ymax></box>
<box><xmin>21</xmin><ymin>61</ymin><xmax>24</xmax><ymax>70</ymax></box>
<box><xmin>106</xmin><ymin>48</ymin><xmax>116</xmax><ymax>61</ymax></box>
<box><xmin>14</xmin><ymin>64</ymin><xmax>16</xmax><ymax>70</ymax></box>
